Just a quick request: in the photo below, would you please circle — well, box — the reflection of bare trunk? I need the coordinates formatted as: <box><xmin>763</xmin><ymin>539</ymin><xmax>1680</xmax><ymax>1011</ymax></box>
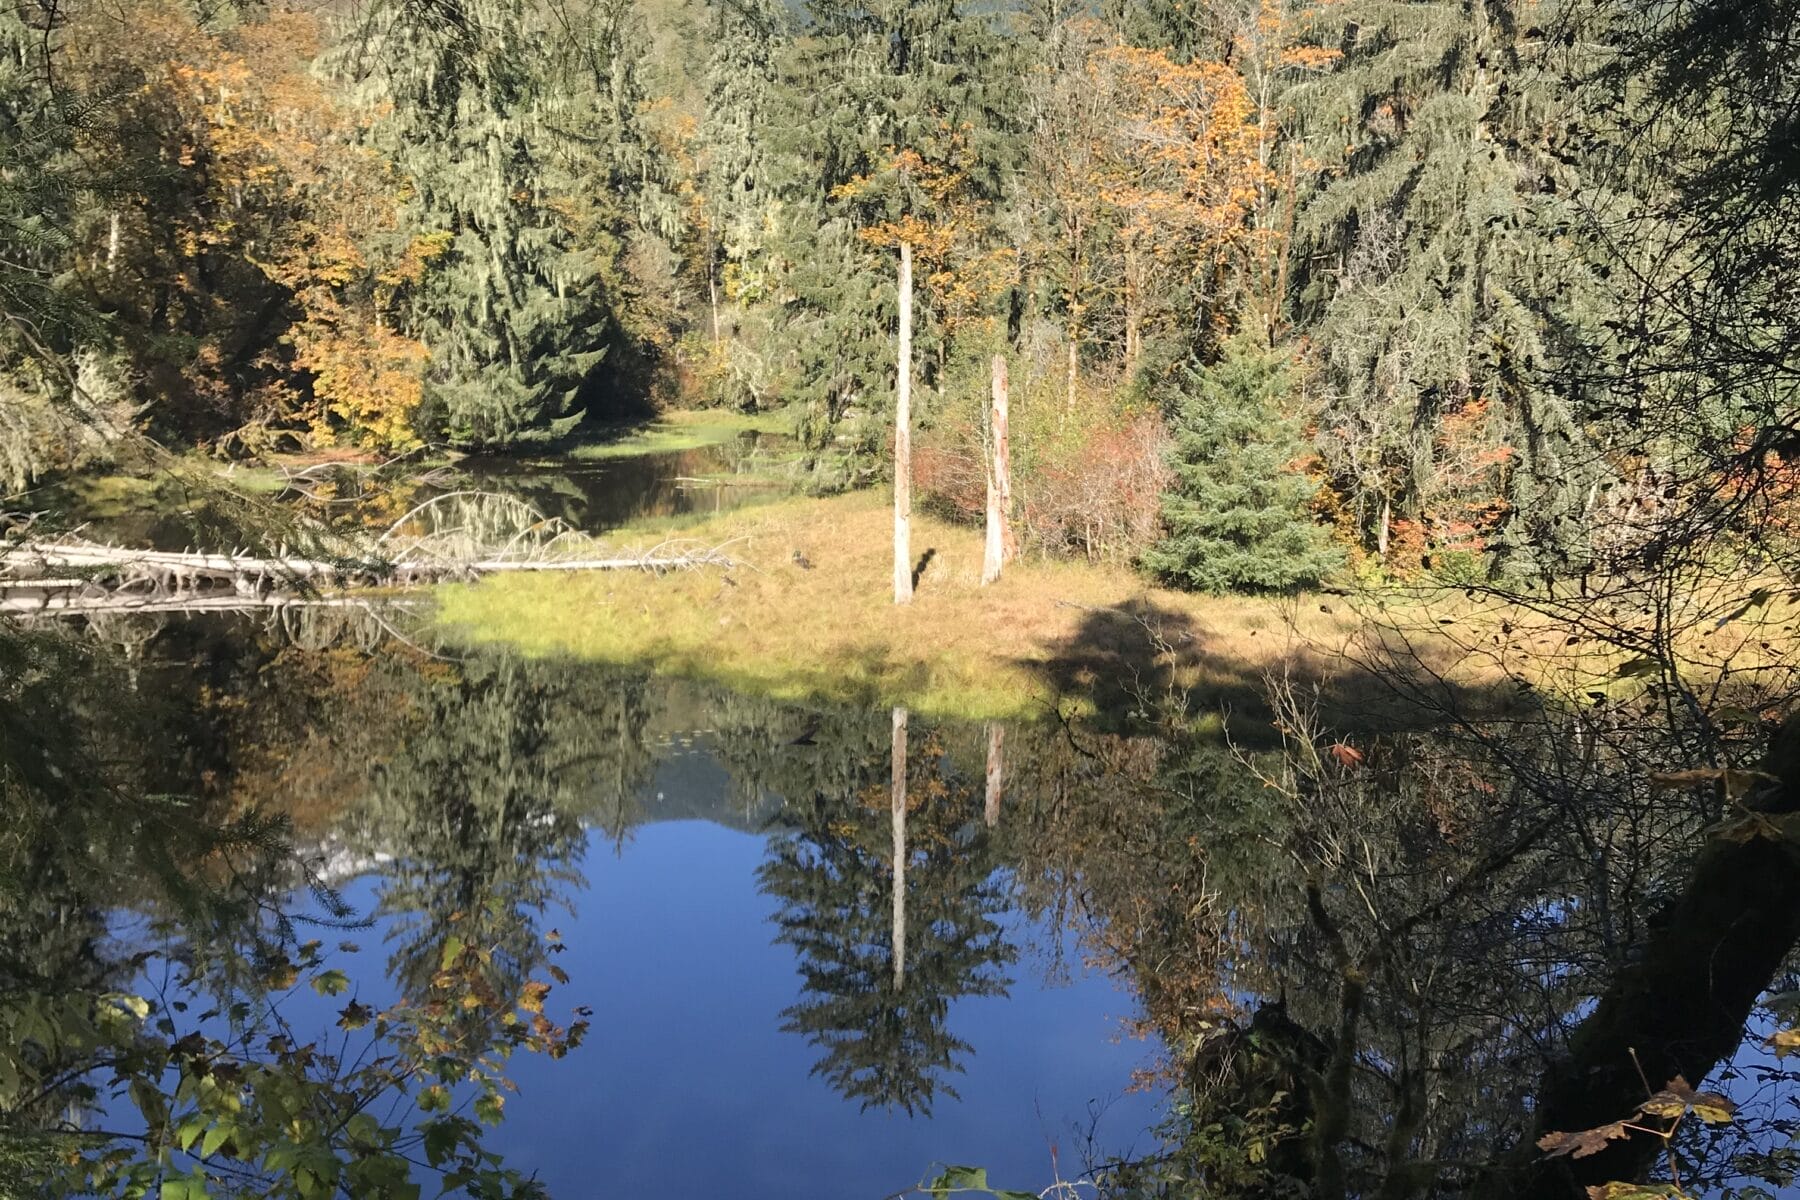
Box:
<box><xmin>894</xmin><ymin>243</ymin><xmax>914</xmax><ymax>605</ymax></box>
<box><xmin>891</xmin><ymin>705</ymin><xmax>909</xmax><ymax>989</ymax></box>
<box><xmin>984</xmin><ymin>723</ymin><xmax>1003</xmax><ymax>828</ymax></box>
<box><xmin>982</xmin><ymin>355</ymin><xmax>1013</xmax><ymax>586</ymax></box>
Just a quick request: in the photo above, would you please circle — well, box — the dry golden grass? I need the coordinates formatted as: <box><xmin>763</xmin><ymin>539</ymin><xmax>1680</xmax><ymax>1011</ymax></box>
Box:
<box><xmin>432</xmin><ymin>490</ymin><xmax>1485</xmax><ymax>723</ymax></box>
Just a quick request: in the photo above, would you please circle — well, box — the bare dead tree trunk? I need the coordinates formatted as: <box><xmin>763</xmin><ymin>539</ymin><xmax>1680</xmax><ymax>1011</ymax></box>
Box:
<box><xmin>1066</xmin><ymin>216</ymin><xmax>1083</xmax><ymax>419</ymax></box>
<box><xmin>1377</xmin><ymin>498</ymin><xmax>1392</xmax><ymax>561</ymax></box>
<box><xmin>984</xmin><ymin>723</ymin><xmax>1004</xmax><ymax>828</ymax></box>
<box><xmin>1066</xmin><ymin>328</ymin><xmax>1079</xmax><ymax>417</ymax></box>
<box><xmin>891</xmin><ymin>704</ymin><xmax>909</xmax><ymax>989</ymax></box>
<box><xmin>982</xmin><ymin>354</ymin><xmax>1014</xmax><ymax>586</ymax></box>
<box><xmin>895</xmin><ymin>242</ymin><xmax>915</xmax><ymax>605</ymax></box>
<box><xmin>107</xmin><ymin>212</ymin><xmax>121</xmax><ymax>275</ymax></box>
<box><xmin>1124</xmin><ymin>241</ymin><xmax>1142</xmax><ymax>370</ymax></box>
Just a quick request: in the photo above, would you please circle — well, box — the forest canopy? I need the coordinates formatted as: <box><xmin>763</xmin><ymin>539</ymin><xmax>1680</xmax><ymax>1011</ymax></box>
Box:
<box><xmin>2</xmin><ymin>0</ymin><xmax>1795</xmax><ymax>591</ymax></box>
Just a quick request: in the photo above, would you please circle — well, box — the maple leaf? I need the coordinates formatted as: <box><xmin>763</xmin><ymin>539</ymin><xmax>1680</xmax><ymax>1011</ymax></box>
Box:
<box><xmin>518</xmin><ymin>980</ymin><xmax>552</xmax><ymax>1015</ymax></box>
<box><xmin>1538</xmin><ymin>1122</ymin><xmax>1630</xmax><ymax>1159</ymax></box>
<box><xmin>1637</xmin><ymin>1075</ymin><xmax>1736</xmax><ymax>1124</ymax></box>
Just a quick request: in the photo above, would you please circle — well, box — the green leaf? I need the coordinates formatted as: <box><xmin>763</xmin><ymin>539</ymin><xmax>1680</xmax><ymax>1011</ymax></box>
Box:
<box><xmin>420</xmin><ymin>1119</ymin><xmax>459</xmax><ymax>1167</ymax></box>
<box><xmin>132</xmin><ymin>1077</ymin><xmax>169</xmax><ymax>1127</ymax></box>
<box><xmin>160</xmin><ymin>1173</ymin><xmax>210</xmax><ymax>1200</ymax></box>
<box><xmin>310</xmin><ymin>970</ymin><xmax>350</xmax><ymax>997</ymax></box>
<box><xmin>440</xmin><ymin>936</ymin><xmax>466</xmax><ymax>972</ymax></box>
<box><xmin>929</xmin><ymin>1165</ymin><xmax>988</xmax><ymax>1197</ymax></box>
<box><xmin>199</xmin><ymin>1123</ymin><xmax>231</xmax><ymax>1158</ymax></box>
<box><xmin>1586</xmin><ymin>1183</ymin><xmax>1682</xmax><ymax>1200</ymax></box>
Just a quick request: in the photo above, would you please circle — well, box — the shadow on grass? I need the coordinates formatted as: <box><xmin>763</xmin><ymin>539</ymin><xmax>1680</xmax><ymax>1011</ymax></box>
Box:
<box><xmin>1029</xmin><ymin>596</ymin><xmax>1530</xmax><ymax>742</ymax></box>
<box><xmin>911</xmin><ymin>547</ymin><xmax>937</xmax><ymax>590</ymax></box>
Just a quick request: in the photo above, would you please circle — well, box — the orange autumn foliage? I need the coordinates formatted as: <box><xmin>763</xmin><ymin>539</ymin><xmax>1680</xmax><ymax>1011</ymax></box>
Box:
<box><xmin>69</xmin><ymin>1</ymin><xmax>431</xmax><ymax>451</ymax></box>
<box><xmin>836</xmin><ymin>133</ymin><xmax>1018</xmax><ymax>347</ymax></box>
<box><xmin>1091</xmin><ymin>44</ymin><xmax>1270</xmax><ymax>357</ymax></box>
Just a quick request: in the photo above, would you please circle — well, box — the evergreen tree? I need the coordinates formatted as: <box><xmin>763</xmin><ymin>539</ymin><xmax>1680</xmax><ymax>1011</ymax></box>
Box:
<box><xmin>1288</xmin><ymin>0</ymin><xmax>1616</xmax><ymax>574</ymax></box>
<box><xmin>756</xmin><ymin>716</ymin><xmax>1015</xmax><ymax>1114</ymax></box>
<box><xmin>0</xmin><ymin>0</ymin><xmax>121</xmax><ymax>486</ymax></box>
<box><xmin>543</xmin><ymin>0</ymin><xmax>685</xmax><ymax>400</ymax></box>
<box><xmin>761</xmin><ymin>0</ymin><xmax>1019</xmax><ymax>467</ymax></box>
<box><xmin>0</xmin><ymin>1</ymin><xmax>83</xmax><ymax>353</ymax></box>
<box><xmin>364</xmin><ymin>657</ymin><xmax>592</xmax><ymax>1006</ymax></box>
<box><xmin>1144</xmin><ymin>338</ymin><xmax>1342</xmax><ymax>593</ymax></box>
<box><xmin>1575</xmin><ymin>0</ymin><xmax>1800</xmax><ymax>555</ymax></box>
<box><xmin>701</xmin><ymin>0</ymin><xmax>787</xmax><ymax>301</ymax></box>
<box><xmin>340</xmin><ymin>0</ymin><xmax>611</xmax><ymax>447</ymax></box>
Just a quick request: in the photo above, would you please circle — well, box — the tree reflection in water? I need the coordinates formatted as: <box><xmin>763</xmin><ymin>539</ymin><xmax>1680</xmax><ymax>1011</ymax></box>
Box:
<box><xmin>755</xmin><ymin>706</ymin><xmax>1016</xmax><ymax>1115</ymax></box>
<box><xmin>6</xmin><ymin>607</ymin><xmax>1800</xmax><ymax>1199</ymax></box>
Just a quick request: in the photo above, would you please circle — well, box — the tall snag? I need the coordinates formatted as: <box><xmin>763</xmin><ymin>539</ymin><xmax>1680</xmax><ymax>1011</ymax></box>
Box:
<box><xmin>982</xmin><ymin>353</ymin><xmax>1014</xmax><ymax>586</ymax></box>
<box><xmin>894</xmin><ymin>242</ymin><xmax>914</xmax><ymax>604</ymax></box>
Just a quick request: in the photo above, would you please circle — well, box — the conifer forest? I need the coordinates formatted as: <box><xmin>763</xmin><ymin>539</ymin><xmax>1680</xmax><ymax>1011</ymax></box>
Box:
<box><xmin>4</xmin><ymin>0</ymin><xmax>1800</xmax><ymax>1197</ymax></box>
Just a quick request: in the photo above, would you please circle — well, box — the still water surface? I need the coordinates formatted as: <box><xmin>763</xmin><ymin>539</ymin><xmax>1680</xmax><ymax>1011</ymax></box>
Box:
<box><xmin>254</xmin><ymin>712</ymin><xmax>1162</xmax><ymax>1199</ymax></box>
<box><xmin>16</xmin><ymin>443</ymin><xmax>1800</xmax><ymax>1199</ymax></box>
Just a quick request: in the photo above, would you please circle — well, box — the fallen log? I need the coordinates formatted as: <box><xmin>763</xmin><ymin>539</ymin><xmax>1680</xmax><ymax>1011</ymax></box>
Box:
<box><xmin>0</xmin><ymin>536</ymin><xmax>740</xmax><ymax>612</ymax></box>
<box><xmin>0</xmin><ymin>592</ymin><xmax>418</xmax><ymax>616</ymax></box>
<box><xmin>2</xmin><ymin>487</ymin><xmax>743</xmax><ymax>618</ymax></box>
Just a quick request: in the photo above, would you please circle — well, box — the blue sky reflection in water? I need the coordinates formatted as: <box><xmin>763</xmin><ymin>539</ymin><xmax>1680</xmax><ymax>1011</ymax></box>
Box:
<box><xmin>280</xmin><ymin>739</ymin><xmax>1160</xmax><ymax>1200</ymax></box>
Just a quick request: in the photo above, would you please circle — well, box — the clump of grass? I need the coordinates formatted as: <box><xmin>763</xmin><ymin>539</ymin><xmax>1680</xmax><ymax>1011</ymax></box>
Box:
<box><xmin>432</xmin><ymin>490</ymin><xmax>1403</xmax><ymax>722</ymax></box>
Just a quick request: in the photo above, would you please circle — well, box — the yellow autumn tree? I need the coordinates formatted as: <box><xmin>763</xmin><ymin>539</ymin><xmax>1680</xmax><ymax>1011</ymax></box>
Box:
<box><xmin>834</xmin><ymin>132</ymin><xmax>1019</xmax><ymax>385</ymax></box>
<box><xmin>66</xmin><ymin>1</ymin><xmax>431</xmax><ymax>452</ymax></box>
<box><xmin>224</xmin><ymin>10</ymin><xmax>431</xmax><ymax>453</ymax></box>
<box><xmin>1093</xmin><ymin>44</ymin><xmax>1271</xmax><ymax>366</ymax></box>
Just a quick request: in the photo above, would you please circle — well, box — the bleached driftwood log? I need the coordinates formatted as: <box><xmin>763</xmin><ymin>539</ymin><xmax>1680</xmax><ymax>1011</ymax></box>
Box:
<box><xmin>0</xmin><ymin>539</ymin><xmax>737</xmax><ymax>610</ymax></box>
<box><xmin>1</xmin><ymin>491</ymin><xmax>741</xmax><ymax>614</ymax></box>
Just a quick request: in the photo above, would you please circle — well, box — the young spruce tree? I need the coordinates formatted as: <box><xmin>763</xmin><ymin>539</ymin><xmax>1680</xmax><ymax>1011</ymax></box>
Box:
<box><xmin>1145</xmin><ymin>338</ymin><xmax>1343</xmax><ymax>593</ymax></box>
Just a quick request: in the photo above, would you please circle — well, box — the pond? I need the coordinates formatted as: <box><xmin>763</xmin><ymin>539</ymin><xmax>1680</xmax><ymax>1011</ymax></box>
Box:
<box><xmin>23</xmin><ymin>426</ymin><xmax>800</xmax><ymax>551</ymax></box>
<box><xmin>7</xmin><ymin>573</ymin><xmax>1800</xmax><ymax>1198</ymax></box>
<box><xmin>8</xmin><ymin>610</ymin><xmax>1170</xmax><ymax>1198</ymax></box>
<box><xmin>451</xmin><ymin>430</ymin><xmax>799</xmax><ymax>536</ymax></box>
